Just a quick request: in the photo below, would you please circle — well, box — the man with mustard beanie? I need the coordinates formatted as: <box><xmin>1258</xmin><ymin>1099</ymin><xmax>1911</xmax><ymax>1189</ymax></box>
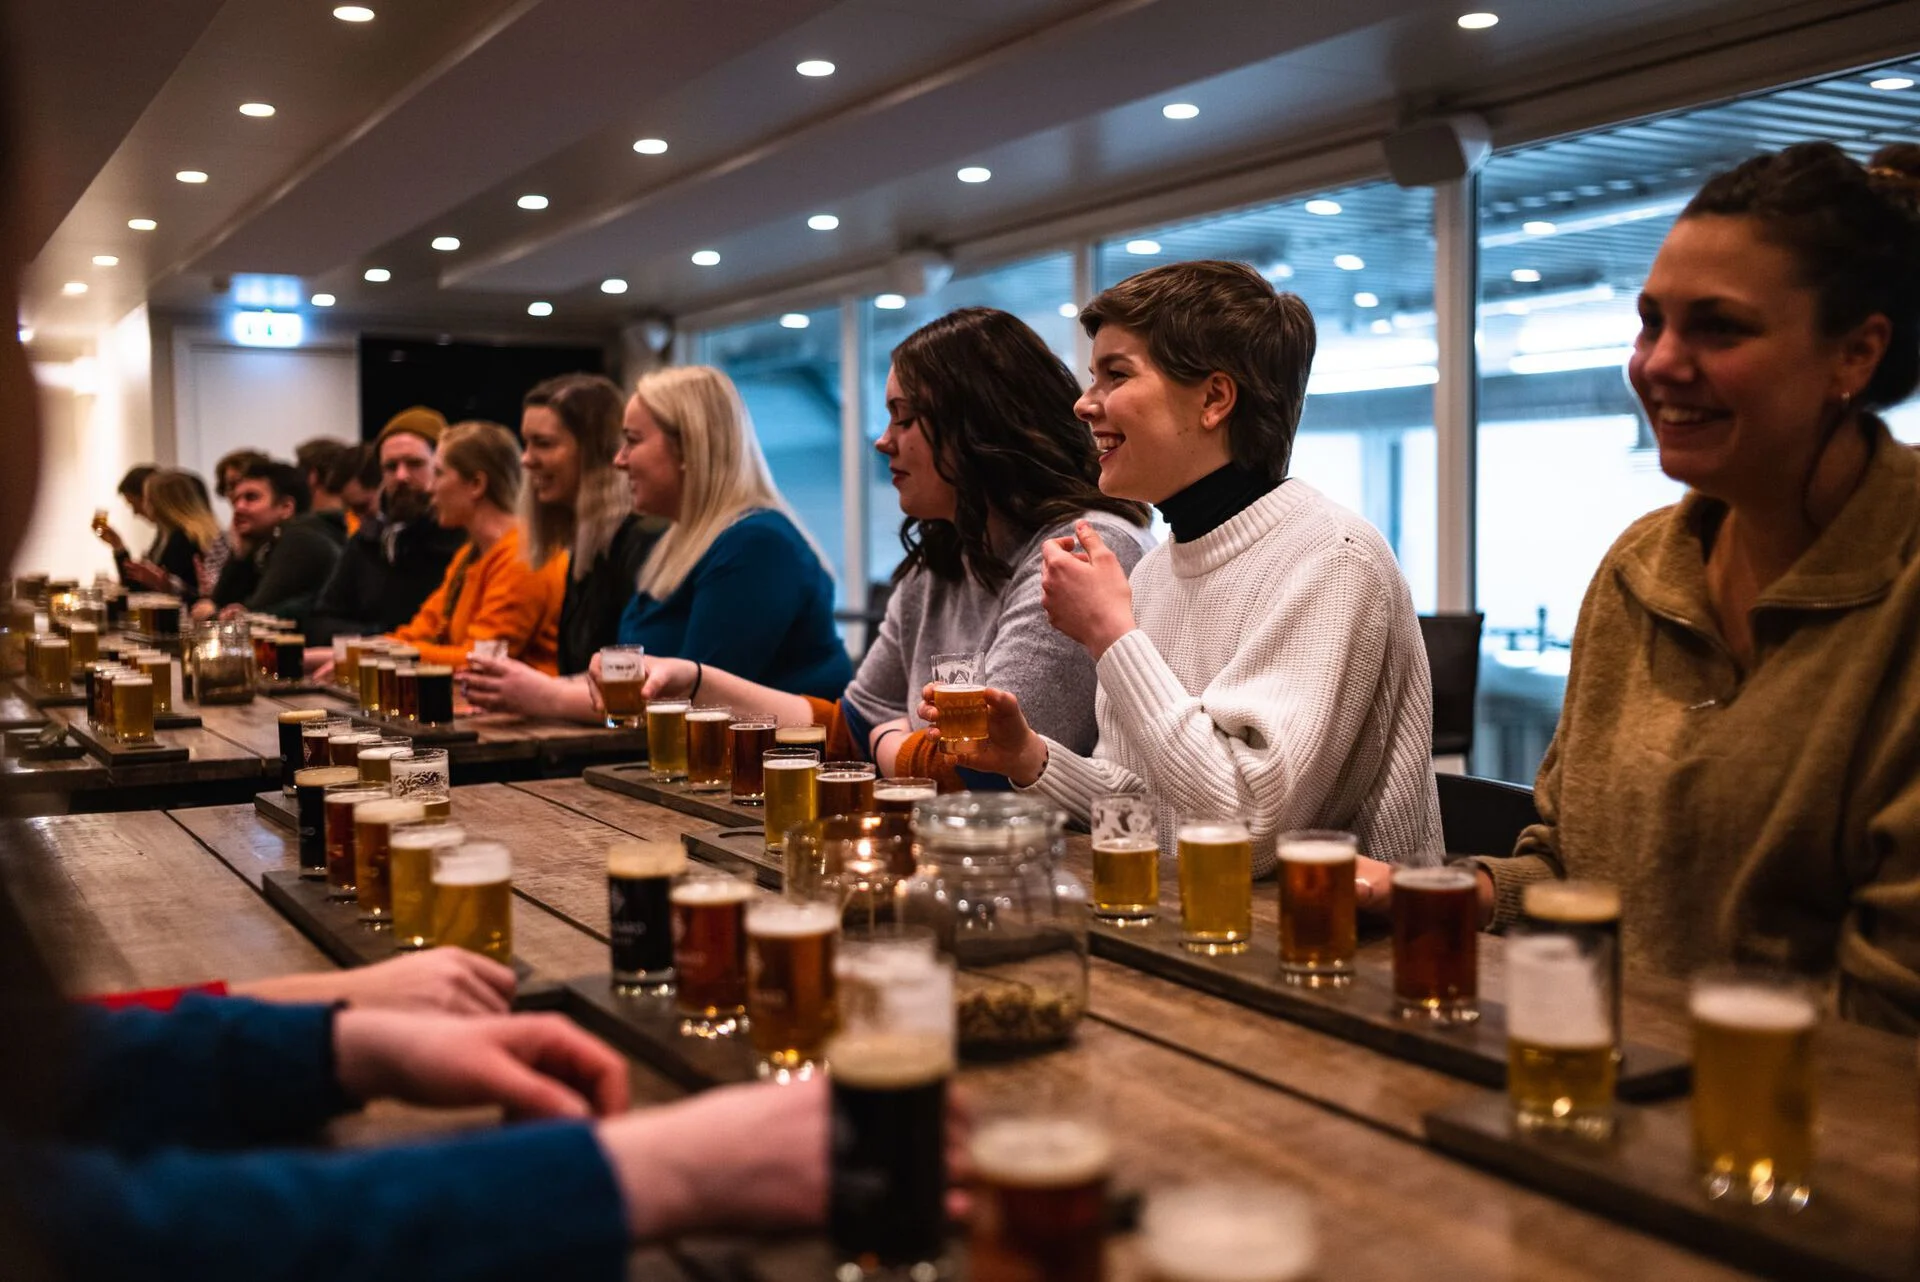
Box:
<box><xmin>308</xmin><ymin>406</ymin><xmax>468</xmax><ymax>645</ymax></box>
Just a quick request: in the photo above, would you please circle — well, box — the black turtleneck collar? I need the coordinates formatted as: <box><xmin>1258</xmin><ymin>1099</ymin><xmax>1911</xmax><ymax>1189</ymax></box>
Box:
<box><xmin>1156</xmin><ymin>462</ymin><xmax>1281</xmax><ymax>543</ymax></box>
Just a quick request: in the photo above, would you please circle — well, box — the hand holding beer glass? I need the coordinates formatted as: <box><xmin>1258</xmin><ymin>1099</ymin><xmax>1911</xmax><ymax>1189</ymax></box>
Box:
<box><xmin>929</xmin><ymin>651</ymin><xmax>988</xmax><ymax>755</ymax></box>
<box><xmin>1090</xmin><ymin>794</ymin><xmax>1160</xmax><ymax>924</ymax></box>
<box><xmin>597</xmin><ymin>644</ymin><xmax>646</xmax><ymax>729</ymax></box>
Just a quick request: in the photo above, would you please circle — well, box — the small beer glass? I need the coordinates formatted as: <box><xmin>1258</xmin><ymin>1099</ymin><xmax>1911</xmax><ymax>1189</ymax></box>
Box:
<box><xmin>670</xmin><ymin>868</ymin><xmax>754</xmax><ymax>1037</ymax></box>
<box><xmin>390</xmin><ymin>748</ymin><xmax>451</xmax><ymax>820</ymax></box>
<box><xmin>1690</xmin><ymin>968</ymin><xmax>1816</xmax><ymax>1209</ymax></box>
<box><xmin>1276</xmin><ymin>830</ymin><xmax>1358</xmax><ymax>986</ymax></box>
<box><xmin>608</xmin><ymin>839</ymin><xmax>685</xmax><ymax>995</ymax></box>
<box><xmin>1090</xmin><ymin>793</ymin><xmax>1159</xmax><ymax>924</ymax></box>
<box><xmin>646</xmin><ymin>698</ymin><xmax>690</xmax><ymax>782</ymax></box>
<box><xmin>390</xmin><ymin>822</ymin><xmax>464</xmax><ymax>950</ymax></box>
<box><xmin>684</xmin><ymin>705</ymin><xmax>733</xmax><ymax>793</ymax></box>
<box><xmin>762</xmin><ymin>747</ymin><xmax>819</xmax><ymax>855</ymax></box>
<box><xmin>598</xmin><ymin>644</ymin><xmax>646</xmax><ymax>729</ymax></box>
<box><xmin>1390</xmin><ymin>865</ymin><xmax>1480</xmax><ymax>1023</ymax></box>
<box><xmin>1176</xmin><ymin>814</ymin><xmax>1253</xmax><ymax>955</ymax></box>
<box><xmin>746</xmin><ymin>889</ymin><xmax>842</xmax><ymax>1080</ymax></box>
<box><xmin>1507</xmin><ymin>929</ymin><xmax>1617</xmax><ymax>1140</ymax></box>
<box><xmin>929</xmin><ymin>650</ymin><xmax>987</xmax><ymax>754</ymax></box>
<box><xmin>431</xmin><ymin>841</ymin><xmax>513</xmax><ymax>963</ymax></box>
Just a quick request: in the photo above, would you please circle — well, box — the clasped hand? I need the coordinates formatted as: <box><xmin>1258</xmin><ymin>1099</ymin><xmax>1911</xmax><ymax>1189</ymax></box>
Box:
<box><xmin>1040</xmin><ymin>521</ymin><xmax>1137</xmax><ymax>660</ymax></box>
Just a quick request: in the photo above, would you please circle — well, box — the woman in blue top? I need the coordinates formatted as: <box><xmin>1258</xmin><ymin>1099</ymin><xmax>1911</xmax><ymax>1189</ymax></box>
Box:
<box><xmin>470</xmin><ymin>365</ymin><xmax>850</xmax><ymax>722</ymax></box>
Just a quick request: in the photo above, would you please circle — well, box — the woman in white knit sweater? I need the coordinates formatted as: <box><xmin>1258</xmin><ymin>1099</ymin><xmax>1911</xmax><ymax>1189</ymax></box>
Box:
<box><xmin>925</xmin><ymin>260</ymin><xmax>1442</xmax><ymax>879</ymax></box>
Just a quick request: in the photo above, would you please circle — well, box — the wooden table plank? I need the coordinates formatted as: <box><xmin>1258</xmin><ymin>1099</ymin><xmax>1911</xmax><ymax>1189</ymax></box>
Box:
<box><xmin>0</xmin><ymin>680</ymin><xmax>47</xmax><ymax>730</ymax></box>
<box><xmin>515</xmin><ymin>775</ymin><xmax>724</xmax><ymax>845</ymax></box>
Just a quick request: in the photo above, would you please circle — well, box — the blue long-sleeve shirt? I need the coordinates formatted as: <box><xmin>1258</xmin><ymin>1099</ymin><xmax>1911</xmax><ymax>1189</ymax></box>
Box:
<box><xmin>617</xmin><ymin>508</ymin><xmax>853</xmax><ymax>700</ymax></box>
<box><xmin>5</xmin><ymin>996</ymin><xmax>628</xmax><ymax>1282</ymax></box>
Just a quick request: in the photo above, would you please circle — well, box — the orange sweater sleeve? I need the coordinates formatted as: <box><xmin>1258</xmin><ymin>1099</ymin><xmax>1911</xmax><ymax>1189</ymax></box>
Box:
<box><xmin>804</xmin><ymin>696</ymin><xmax>963</xmax><ymax>792</ymax></box>
<box><xmin>388</xmin><ymin>532</ymin><xmax>563</xmax><ymax>673</ymax></box>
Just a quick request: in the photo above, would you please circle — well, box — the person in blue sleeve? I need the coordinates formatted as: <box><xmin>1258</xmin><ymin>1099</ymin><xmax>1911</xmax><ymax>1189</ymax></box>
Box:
<box><xmin>464</xmin><ymin>365</ymin><xmax>852</xmax><ymax>722</ymax></box>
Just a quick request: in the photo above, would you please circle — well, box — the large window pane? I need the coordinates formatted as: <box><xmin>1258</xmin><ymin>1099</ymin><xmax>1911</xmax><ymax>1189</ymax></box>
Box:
<box><xmin>1473</xmin><ymin>57</ymin><xmax>1920</xmax><ymax>783</ymax></box>
<box><xmin>1097</xmin><ymin>183</ymin><xmax>1437</xmax><ymax>610</ymax></box>
<box><xmin>859</xmin><ymin>254</ymin><xmax>1077</xmax><ymax>587</ymax></box>
<box><xmin>694</xmin><ymin>307</ymin><xmax>845</xmax><ymax>603</ymax></box>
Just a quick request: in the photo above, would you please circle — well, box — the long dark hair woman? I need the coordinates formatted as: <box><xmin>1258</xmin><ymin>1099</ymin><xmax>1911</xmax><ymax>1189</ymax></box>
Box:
<box><xmin>640</xmin><ymin>306</ymin><xmax>1153</xmax><ymax>789</ymax></box>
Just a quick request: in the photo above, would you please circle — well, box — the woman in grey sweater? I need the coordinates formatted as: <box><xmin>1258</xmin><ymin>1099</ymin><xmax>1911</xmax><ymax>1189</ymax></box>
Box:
<box><xmin>640</xmin><ymin>306</ymin><xmax>1153</xmax><ymax>789</ymax></box>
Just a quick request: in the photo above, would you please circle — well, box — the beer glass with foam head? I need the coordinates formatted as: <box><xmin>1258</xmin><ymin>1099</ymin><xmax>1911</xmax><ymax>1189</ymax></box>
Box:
<box><xmin>762</xmin><ymin>747</ymin><xmax>819</xmax><ymax>855</ymax></box>
<box><xmin>608</xmin><ymin>839</ymin><xmax>685</xmax><ymax>994</ymax></box>
<box><xmin>1277</xmin><ymin>830</ymin><xmax>1358</xmax><ymax>986</ymax></box>
<box><xmin>354</xmin><ymin>797</ymin><xmax>427</xmax><ymax>926</ymax></box>
<box><xmin>390</xmin><ymin>822</ymin><xmax>463</xmax><ymax>950</ymax></box>
<box><xmin>277</xmin><ymin>708</ymin><xmax>329</xmax><ymax>794</ymax></box>
<box><xmin>969</xmin><ymin>1113</ymin><xmax>1114</xmax><ymax>1282</ymax></box>
<box><xmin>431</xmin><ymin>841</ymin><xmax>513</xmax><ymax>963</ymax></box>
<box><xmin>1390</xmin><ymin>865</ymin><xmax>1480</xmax><ymax>1023</ymax></box>
<box><xmin>390</xmin><ymin>748</ymin><xmax>451</xmax><ymax>820</ymax></box>
<box><xmin>1140</xmin><ymin>1183</ymin><xmax>1318</xmax><ymax>1282</ymax></box>
<box><xmin>1176</xmin><ymin>814</ymin><xmax>1253</xmax><ymax>954</ymax></box>
<box><xmin>874</xmin><ymin>777</ymin><xmax>937</xmax><ymax>818</ymax></box>
<box><xmin>414</xmin><ymin>664</ymin><xmax>456</xmax><ymax>726</ymax></box>
<box><xmin>929</xmin><ymin>651</ymin><xmax>987</xmax><ymax>754</ymax></box>
<box><xmin>356</xmin><ymin>739</ymin><xmax>413</xmax><ymax>784</ymax></box>
<box><xmin>133</xmin><ymin>650</ymin><xmax>175</xmax><ymax>715</ymax></box>
<box><xmin>323</xmin><ymin>784</ymin><xmax>390</xmax><ymax>899</ymax></box>
<box><xmin>773</xmin><ymin>723</ymin><xmax>827</xmax><ymax>752</ymax></box>
<box><xmin>598</xmin><ymin>644</ymin><xmax>646</xmax><ymax>729</ymax></box>
<box><xmin>684</xmin><ymin>705</ymin><xmax>733</xmax><ymax>792</ymax></box>
<box><xmin>829</xmin><ymin>929</ymin><xmax>952</xmax><ymax>1276</ymax></box>
<box><xmin>646</xmin><ymin>698</ymin><xmax>690</xmax><ymax>781</ymax></box>
<box><xmin>294</xmin><ymin>766</ymin><xmax>359</xmax><ymax>879</ymax></box>
<box><xmin>746</xmin><ymin>890</ymin><xmax>842</xmax><ymax>1080</ymax></box>
<box><xmin>815</xmin><ymin>761</ymin><xmax>876</xmax><ymax>817</ymax></box>
<box><xmin>670</xmin><ymin>869</ymin><xmax>754</xmax><ymax>1036</ymax></box>
<box><xmin>327</xmin><ymin>729</ymin><xmax>380</xmax><ymax>768</ymax></box>
<box><xmin>728</xmin><ymin>715</ymin><xmax>777</xmax><ymax>805</ymax></box>
<box><xmin>1690</xmin><ymin>969</ymin><xmax>1817</xmax><ymax>1208</ymax></box>
<box><xmin>1507</xmin><ymin>931</ymin><xmax>1616</xmax><ymax>1140</ymax></box>
<box><xmin>1090</xmin><ymin>794</ymin><xmax>1160</xmax><ymax>924</ymax></box>
<box><xmin>302</xmin><ymin>715</ymin><xmax>351</xmax><ymax>771</ymax></box>
<box><xmin>110</xmin><ymin>672</ymin><xmax>155</xmax><ymax>743</ymax></box>
<box><xmin>1522</xmin><ymin>880</ymin><xmax>1624</xmax><ymax>1058</ymax></box>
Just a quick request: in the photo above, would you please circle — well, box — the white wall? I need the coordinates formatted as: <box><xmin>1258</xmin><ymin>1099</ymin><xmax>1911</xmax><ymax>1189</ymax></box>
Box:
<box><xmin>172</xmin><ymin>334</ymin><xmax>359</xmax><ymax>495</ymax></box>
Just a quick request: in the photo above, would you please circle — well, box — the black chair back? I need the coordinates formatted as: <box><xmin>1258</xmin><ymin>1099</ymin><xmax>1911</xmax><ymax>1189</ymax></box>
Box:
<box><xmin>1437</xmin><ymin>771</ymin><xmax>1541</xmax><ymax>857</ymax></box>
<box><xmin>1419</xmin><ymin>612</ymin><xmax>1484</xmax><ymax>757</ymax></box>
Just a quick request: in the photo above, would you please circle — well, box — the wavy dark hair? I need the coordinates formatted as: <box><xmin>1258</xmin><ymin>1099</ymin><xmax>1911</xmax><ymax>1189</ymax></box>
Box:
<box><xmin>889</xmin><ymin>307</ymin><xmax>1148</xmax><ymax>592</ymax></box>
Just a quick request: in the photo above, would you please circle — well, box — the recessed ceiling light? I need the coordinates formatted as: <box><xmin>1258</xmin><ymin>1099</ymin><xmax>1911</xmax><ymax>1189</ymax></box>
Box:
<box><xmin>516</xmin><ymin>194</ymin><xmax>549</xmax><ymax>210</ymax></box>
<box><xmin>363</xmin><ymin>267</ymin><xmax>391</xmax><ymax>282</ymax></box>
<box><xmin>807</xmin><ymin>214</ymin><xmax>840</xmax><ymax>231</ymax></box>
<box><xmin>1304</xmin><ymin>199</ymin><xmax>1342</xmax><ymax>216</ymax></box>
<box><xmin>1334</xmin><ymin>254</ymin><xmax>1365</xmax><ymax>271</ymax></box>
<box><xmin>333</xmin><ymin>5</ymin><xmax>375</xmax><ymax>21</ymax></box>
<box><xmin>1871</xmin><ymin>76</ymin><xmax>1915</xmax><ymax>91</ymax></box>
<box><xmin>527</xmin><ymin>302</ymin><xmax>553</xmax><ymax>317</ymax></box>
<box><xmin>127</xmin><ymin>218</ymin><xmax>157</xmax><ymax>231</ymax></box>
<box><xmin>175</xmin><ymin>170</ymin><xmax>208</xmax><ymax>184</ymax></box>
<box><xmin>779</xmin><ymin>313</ymin><xmax>810</xmax><ymax>329</ymax></box>
<box><xmin>1161</xmin><ymin>103</ymin><xmax>1199</xmax><ymax>120</ymax></box>
<box><xmin>796</xmin><ymin>59</ymin><xmax>835</xmax><ymax>77</ymax></box>
<box><xmin>430</xmin><ymin>236</ymin><xmax>461</xmax><ymax>252</ymax></box>
<box><xmin>238</xmin><ymin>102</ymin><xmax>275</xmax><ymax>118</ymax></box>
<box><xmin>956</xmin><ymin>166</ymin><xmax>991</xmax><ymax>184</ymax></box>
<box><xmin>874</xmin><ymin>293</ymin><xmax>906</xmax><ymax>310</ymax></box>
<box><xmin>1371</xmin><ymin>318</ymin><xmax>1393</xmax><ymax>334</ymax></box>
<box><xmin>690</xmin><ymin>250</ymin><xmax>721</xmax><ymax>266</ymax></box>
<box><xmin>1354</xmin><ymin>291</ymin><xmax>1380</xmax><ymax>308</ymax></box>
<box><xmin>1125</xmin><ymin>239</ymin><xmax>1161</xmax><ymax>255</ymax></box>
<box><xmin>600</xmin><ymin>278</ymin><xmax>629</xmax><ymax>294</ymax></box>
<box><xmin>61</xmin><ymin>281</ymin><xmax>88</xmax><ymax>296</ymax></box>
<box><xmin>1522</xmin><ymin>220</ymin><xmax>1557</xmax><ymax>235</ymax></box>
<box><xmin>632</xmin><ymin>137</ymin><xmax>669</xmax><ymax>155</ymax></box>
<box><xmin>1264</xmin><ymin>262</ymin><xmax>1294</xmax><ymax>281</ymax></box>
<box><xmin>1058</xmin><ymin>302</ymin><xmax>1078</xmax><ymax>318</ymax></box>
<box><xmin>310</xmin><ymin>293</ymin><xmax>336</xmax><ymax>307</ymax></box>
<box><xmin>92</xmin><ymin>255</ymin><xmax>119</xmax><ymax>267</ymax></box>
<box><xmin>1511</xmin><ymin>267</ymin><xmax>1542</xmax><ymax>283</ymax></box>
<box><xmin>1457</xmin><ymin>12</ymin><xmax>1498</xmax><ymax>29</ymax></box>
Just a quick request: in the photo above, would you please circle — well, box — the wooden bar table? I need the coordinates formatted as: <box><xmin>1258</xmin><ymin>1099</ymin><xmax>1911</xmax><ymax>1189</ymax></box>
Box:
<box><xmin>0</xmin><ymin>703</ymin><xmax>274</xmax><ymax>813</ymax></box>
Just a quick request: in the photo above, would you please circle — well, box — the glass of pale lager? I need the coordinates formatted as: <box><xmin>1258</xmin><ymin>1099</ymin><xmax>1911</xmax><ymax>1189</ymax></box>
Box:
<box><xmin>390</xmin><ymin>823</ymin><xmax>464</xmax><ymax>950</ymax></box>
<box><xmin>1276</xmin><ymin>830</ymin><xmax>1358</xmax><ymax>986</ymax></box>
<box><xmin>969</xmin><ymin>1113</ymin><xmax>1113</xmax><ymax>1281</ymax></box>
<box><xmin>762</xmin><ymin>747</ymin><xmax>819</xmax><ymax>855</ymax></box>
<box><xmin>1690</xmin><ymin>969</ymin><xmax>1817</xmax><ymax>1209</ymax></box>
<box><xmin>1090</xmin><ymin>793</ymin><xmax>1159</xmax><ymax>924</ymax></box>
<box><xmin>1390</xmin><ymin>865</ymin><xmax>1479</xmax><ymax>1023</ymax></box>
<box><xmin>110</xmin><ymin>672</ymin><xmax>155</xmax><ymax>743</ymax></box>
<box><xmin>929</xmin><ymin>650</ymin><xmax>987</xmax><ymax>754</ymax></box>
<box><xmin>431</xmin><ymin>841</ymin><xmax>513</xmax><ymax>963</ymax></box>
<box><xmin>1176</xmin><ymin>814</ymin><xmax>1253</xmax><ymax>954</ymax></box>
<box><xmin>684</xmin><ymin>705</ymin><xmax>734</xmax><ymax>792</ymax></box>
<box><xmin>1506</xmin><ymin>933</ymin><xmax>1615</xmax><ymax>1139</ymax></box>
<box><xmin>745</xmin><ymin>890</ymin><xmax>842</xmax><ymax>1080</ymax></box>
<box><xmin>670</xmin><ymin>869</ymin><xmax>754</xmax><ymax>1037</ymax></box>
<box><xmin>1140</xmin><ymin>1182</ymin><xmax>1318</xmax><ymax>1282</ymax></box>
<box><xmin>1521</xmin><ymin>880</ymin><xmax>1623</xmax><ymax>1058</ymax></box>
<box><xmin>597</xmin><ymin>644</ymin><xmax>646</xmax><ymax>729</ymax></box>
<box><xmin>646</xmin><ymin>698</ymin><xmax>690</xmax><ymax>782</ymax></box>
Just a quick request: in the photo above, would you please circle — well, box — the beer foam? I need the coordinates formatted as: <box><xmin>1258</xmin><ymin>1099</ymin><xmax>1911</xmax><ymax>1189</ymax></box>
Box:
<box><xmin>817</xmin><ymin>769</ymin><xmax>874</xmax><ymax>782</ymax></box>
<box><xmin>607</xmin><ymin>840</ymin><xmax>686</xmax><ymax>879</ymax></box>
<box><xmin>970</xmin><ymin>1117</ymin><xmax>1113</xmax><ymax>1188</ymax></box>
<box><xmin>687</xmin><ymin>709</ymin><xmax>732</xmax><ymax>722</ymax></box>
<box><xmin>279</xmin><ymin>709</ymin><xmax>329</xmax><ymax>724</ymax></box>
<box><xmin>353</xmin><ymin>799</ymin><xmax>427</xmax><ymax>826</ymax></box>
<box><xmin>1177</xmin><ymin>822</ymin><xmax>1249</xmax><ymax>844</ymax></box>
<box><xmin>764</xmin><ymin>757</ymin><xmax>819</xmax><ymax>772</ymax></box>
<box><xmin>417</xmin><ymin>664</ymin><xmax>452</xmax><ymax>677</ymax></box>
<box><xmin>1523</xmin><ymin>880</ymin><xmax>1621</xmax><ymax>924</ymax></box>
<box><xmin>647</xmin><ymin>700</ymin><xmax>690</xmax><ymax>713</ymax></box>
<box><xmin>747</xmin><ymin>898</ymin><xmax>841</xmax><ymax>936</ymax></box>
<box><xmin>433</xmin><ymin>843</ymin><xmax>511</xmax><ymax>886</ymax></box>
<box><xmin>1390</xmin><ymin>865</ymin><xmax>1476</xmax><ymax>892</ymax></box>
<box><xmin>775</xmin><ymin>726</ymin><xmax>827</xmax><ymax>744</ymax></box>
<box><xmin>327</xmin><ymin>788</ymin><xmax>391</xmax><ymax>806</ymax></box>
<box><xmin>670</xmin><ymin>878</ymin><xmax>755</xmax><ymax>906</ymax></box>
<box><xmin>1506</xmin><ymin>936</ymin><xmax>1611</xmax><ymax>1049</ymax></box>
<box><xmin>874</xmin><ymin>784</ymin><xmax>937</xmax><ymax>800</ymax></box>
<box><xmin>1093</xmin><ymin>838</ymin><xmax>1159</xmax><ymax>854</ymax></box>
<box><xmin>357</xmin><ymin>745</ymin><xmax>410</xmax><ymax>761</ymax></box>
<box><xmin>935</xmin><ymin>682</ymin><xmax>985</xmax><ymax>694</ymax></box>
<box><xmin>1141</xmin><ymin>1185</ymin><xmax>1316</xmax><ymax>1282</ymax></box>
<box><xmin>1277</xmin><ymin>839</ymin><xmax>1355</xmax><ymax>865</ymax></box>
<box><xmin>392</xmin><ymin>823</ymin><xmax>464</xmax><ymax>852</ymax></box>
<box><xmin>828</xmin><ymin>1031</ymin><xmax>954</xmax><ymax>1088</ymax></box>
<box><xmin>1690</xmin><ymin>983</ymin><xmax>1817</xmax><ymax>1032</ymax></box>
<box><xmin>294</xmin><ymin>766</ymin><xmax>359</xmax><ymax>786</ymax></box>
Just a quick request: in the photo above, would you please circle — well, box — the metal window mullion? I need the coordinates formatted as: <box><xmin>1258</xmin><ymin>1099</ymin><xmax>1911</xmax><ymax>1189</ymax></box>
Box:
<box><xmin>1433</xmin><ymin>176</ymin><xmax>1480</xmax><ymax>614</ymax></box>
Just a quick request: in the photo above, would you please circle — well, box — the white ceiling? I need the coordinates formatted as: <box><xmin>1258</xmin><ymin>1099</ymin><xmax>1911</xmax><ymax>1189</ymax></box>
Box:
<box><xmin>12</xmin><ymin>0</ymin><xmax>1915</xmax><ymax>347</ymax></box>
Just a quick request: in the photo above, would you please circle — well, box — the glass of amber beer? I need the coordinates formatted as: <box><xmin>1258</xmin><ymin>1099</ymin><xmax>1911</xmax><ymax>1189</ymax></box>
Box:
<box><xmin>1390</xmin><ymin>865</ymin><xmax>1480</xmax><ymax>1023</ymax></box>
<box><xmin>1176</xmin><ymin>814</ymin><xmax>1253</xmax><ymax>954</ymax></box>
<box><xmin>646</xmin><ymin>698</ymin><xmax>690</xmax><ymax>782</ymax></box>
<box><xmin>727</xmin><ymin>715</ymin><xmax>777</xmax><ymax>805</ymax></box>
<box><xmin>874</xmin><ymin>777</ymin><xmax>937</xmax><ymax>818</ymax></box>
<box><xmin>671</xmin><ymin>869</ymin><xmax>754</xmax><ymax>1037</ymax></box>
<box><xmin>1276</xmin><ymin>830</ymin><xmax>1358</xmax><ymax>986</ymax></box>
<box><xmin>111</xmin><ymin>672</ymin><xmax>156</xmax><ymax>743</ymax></box>
<box><xmin>1090</xmin><ymin>794</ymin><xmax>1159</xmax><ymax>924</ymax></box>
<box><xmin>323</xmin><ymin>783</ymin><xmax>390</xmax><ymax>900</ymax></box>
<box><xmin>353</xmin><ymin>797</ymin><xmax>427</xmax><ymax>927</ymax></box>
<box><xmin>762</xmin><ymin>747</ymin><xmax>819</xmax><ymax>855</ymax></box>
<box><xmin>431</xmin><ymin>841</ymin><xmax>513</xmax><ymax>963</ymax></box>
<box><xmin>684</xmin><ymin>705</ymin><xmax>733</xmax><ymax>792</ymax></box>
<box><xmin>1690</xmin><ymin>969</ymin><xmax>1817</xmax><ymax>1208</ymax></box>
<box><xmin>815</xmin><ymin>761</ymin><xmax>876</xmax><ymax>817</ymax></box>
<box><xmin>929</xmin><ymin>651</ymin><xmax>988</xmax><ymax>754</ymax></box>
<box><xmin>746</xmin><ymin>891</ymin><xmax>842</xmax><ymax>1080</ymax></box>
<box><xmin>597</xmin><ymin>644</ymin><xmax>646</xmax><ymax>729</ymax></box>
<box><xmin>1507</xmin><ymin>931</ymin><xmax>1616</xmax><ymax>1139</ymax></box>
<box><xmin>969</xmin><ymin>1113</ymin><xmax>1114</xmax><ymax>1282</ymax></box>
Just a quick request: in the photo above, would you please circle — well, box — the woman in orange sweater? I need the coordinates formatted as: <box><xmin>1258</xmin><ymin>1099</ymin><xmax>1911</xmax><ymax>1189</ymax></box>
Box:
<box><xmin>386</xmin><ymin>420</ymin><xmax>567</xmax><ymax>673</ymax></box>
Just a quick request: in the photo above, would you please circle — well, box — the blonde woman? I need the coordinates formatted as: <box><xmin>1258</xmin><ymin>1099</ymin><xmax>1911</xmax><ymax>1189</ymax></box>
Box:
<box><xmin>381</xmin><ymin>421</ymin><xmax>567</xmax><ymax>672</ymax></box>
<box><xmin>119</xmin><ymin>470</ymin><xmax>221</xmax><ymax>603</ymax></box>
<box><xmin>466</xmin><ymin>366</ymin><xmax>850</xmax><ymax>720</ymax></box>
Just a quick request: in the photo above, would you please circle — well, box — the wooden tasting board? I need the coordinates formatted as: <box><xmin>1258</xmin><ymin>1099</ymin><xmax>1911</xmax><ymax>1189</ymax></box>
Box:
<box><xmin>583</xmin><ymin>762</ymin><xmax>753</xmax><ymax>829</ymax></box>
<box><xmin>16</xmin><ymin>673</ymin><xmax>85</xmax><ymax>707</ymax></box>
<box><xmin>253</xmin><ymin>788</ymin><xmax>298</xmax><ymax>830</ymax></box>
<box><xmin>260</xmin><ymin>870</ymin><xmax>558</xmax><ymax>1009</ymax></box>
<box><xmin>348</xmin><ymin>712</ymin><xmax>479</xmax><ymax>744</ymax></box>
<box><xmin>559</xmin><ymin>977</ymin><xmax>758</xmax><ymax>1092</ymax></box>
<box><xmin>680</xmin><ymin>827</ymin><xmax>784</xmax><ymax>887</ymax></box>
<box><xmin>1424</xmin><ymin>1089</ymin><xmax>1917</xmax><ymax>1282</ymax></box>
<box><xmin>63</xmin><ymin>714</ymin><xmax>190</xmax><ymax>766</ymax></box>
